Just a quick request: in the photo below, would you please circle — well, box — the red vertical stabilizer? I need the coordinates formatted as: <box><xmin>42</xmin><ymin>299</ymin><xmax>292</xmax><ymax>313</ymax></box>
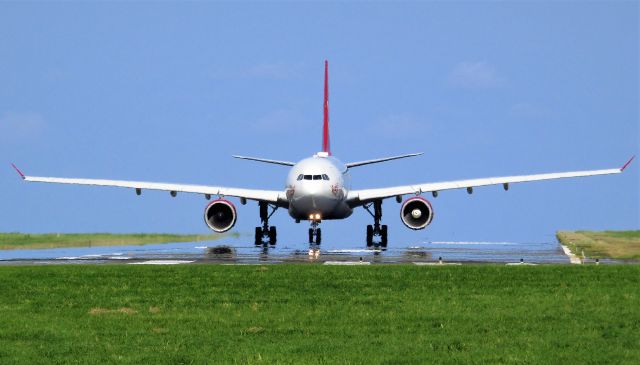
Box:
<box><xmin>322</xmin><ymin>60</ymin><xmax>331</xmax><ymax>155</ymax></box>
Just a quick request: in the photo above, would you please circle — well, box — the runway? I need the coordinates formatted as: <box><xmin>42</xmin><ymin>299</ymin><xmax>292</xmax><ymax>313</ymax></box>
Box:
<box><xmin>0</xmin><ymin>236</ymin><xmax>592</xmax><ymax>265</ymax></box>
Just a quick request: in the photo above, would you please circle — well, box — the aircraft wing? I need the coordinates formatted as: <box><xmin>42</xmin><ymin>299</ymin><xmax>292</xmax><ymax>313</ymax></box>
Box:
<box><xmin>11</xmin><ymin>165</ymin><xmax>286</xmax><ymax>205</ymax></box>
<box><xmin>348</xmin><ymin>157</ymin><xmax>634</xmax><ymax>205</ymax></box>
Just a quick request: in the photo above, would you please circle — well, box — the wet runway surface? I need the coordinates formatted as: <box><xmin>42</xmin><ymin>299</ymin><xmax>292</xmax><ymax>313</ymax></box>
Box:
<box><xmin>0</xmin><ymin>237</ymin><xmax>579</xmax><ymax>265</ymax></box>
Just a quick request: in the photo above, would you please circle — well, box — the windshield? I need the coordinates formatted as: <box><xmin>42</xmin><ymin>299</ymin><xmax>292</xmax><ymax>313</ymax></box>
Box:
<box><xmin>299</xmin><ymin>173</ymin><xmax>330</xmax><ymax>181</ymax></box>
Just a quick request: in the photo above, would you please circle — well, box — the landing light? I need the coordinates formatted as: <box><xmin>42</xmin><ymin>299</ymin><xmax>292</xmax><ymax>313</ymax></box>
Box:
<box><xmin>309</xmin><ymin>214</ymin><xmax>314</xmax><ymax>220</ymax></box>
<box><xmin>315</xmin><ymin>213</ymin><xmax>321</xmax><ymax>220</ymax></box>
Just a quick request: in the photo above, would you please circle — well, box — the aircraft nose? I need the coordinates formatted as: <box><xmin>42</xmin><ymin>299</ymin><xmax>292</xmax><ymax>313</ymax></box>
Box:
<box><xmin>292</xmin><ymin>182</ymin><xmax>337</xmax><ymax>212</ymax></box>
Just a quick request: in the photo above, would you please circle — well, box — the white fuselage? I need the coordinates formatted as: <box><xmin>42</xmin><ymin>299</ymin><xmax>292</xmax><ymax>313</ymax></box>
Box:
<box><xmin>285</xmin><ymin>153</ymin><xmax>352</xmax><ymax>220</ymax></box>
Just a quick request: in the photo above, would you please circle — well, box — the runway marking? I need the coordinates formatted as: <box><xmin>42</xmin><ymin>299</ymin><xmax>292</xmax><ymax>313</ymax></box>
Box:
<box><xmin>413</xmin><ymin>262</ymin><xmax>462</xmax><ymax>266</ymax></box>
<box><xmin>326</xmin><ymin>249</ymin><xmax>381</xmax><ymax>253</ymax></box>
<box><xmin>323</xmin><ymin>261</ymin><xmax>370</xmax><ymax>265</ymax></box>
<box><xmin>428</xmin><ymin>241</ymin><xmax>519</xmax><ymax>245</ymax></box>
<box><xmin>129</xmin><ymin>260</ymin><xmax>194</xmax><ymax>265</ymax></box>
<box><xmin>506</xmin><ymin>262</ymin><xmax>538</xmax><ymax>266</ymax></box>
<box><xmin>560</xmin><ymin>245</ymin><xmax>582</xmax><ymax>264</ymax></box>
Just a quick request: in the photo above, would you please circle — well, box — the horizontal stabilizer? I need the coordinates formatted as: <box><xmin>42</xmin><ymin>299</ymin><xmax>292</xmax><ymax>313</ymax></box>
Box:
<box><xmin>232</xmin><ymin>155</ymin><xmax>295</xmax><ymax>166</ymax></box>
<box><xmin>345</xmin><ymin>153</ymin><xmax>423</xmax><ymax>168</ymax></box>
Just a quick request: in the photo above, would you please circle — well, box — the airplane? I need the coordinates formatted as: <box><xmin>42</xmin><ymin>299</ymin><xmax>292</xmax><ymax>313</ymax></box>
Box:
<box><xmin>12</xmin><ymin>61</ymin><xmax>635</xmax><ymax>247</ymax></box>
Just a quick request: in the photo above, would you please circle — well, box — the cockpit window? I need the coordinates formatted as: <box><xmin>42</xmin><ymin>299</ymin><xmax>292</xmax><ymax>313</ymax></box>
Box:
<box><xmin>297</xmin><ymin>174</ymin><xmax>303</xmax><ymax>181</ymax></box>
<box><xmin>322</xmin><ymin>174</ymin><xmax>330</xmax><ymax>181</ymax></box>
<box><xmin>313</xmin><ymin>175</ymin><xmax>322</xmax><ymax>180</ymax></box>
<box><xmin>304</xmin><ymin>175</ymin><xmax>312</xmax><ymax>180</ymax></box>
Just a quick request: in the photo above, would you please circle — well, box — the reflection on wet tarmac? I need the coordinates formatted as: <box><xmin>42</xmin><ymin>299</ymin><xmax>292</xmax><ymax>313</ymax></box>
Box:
<box><xmin>0</xmin><ymin>237</ymin><xmax>578</xmax><ymax>265</ymax></box>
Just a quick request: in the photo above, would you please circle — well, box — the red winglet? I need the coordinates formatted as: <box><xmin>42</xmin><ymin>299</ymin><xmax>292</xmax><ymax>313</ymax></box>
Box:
<box><xmin>620</xmin><ymin>155</ymin><xmax>635</xmax><ymax>172</ymax></box>
<box><xmin>11</xmin><ymin>163</ymin><xmax>26</xmax><ymax>179</ymax></box>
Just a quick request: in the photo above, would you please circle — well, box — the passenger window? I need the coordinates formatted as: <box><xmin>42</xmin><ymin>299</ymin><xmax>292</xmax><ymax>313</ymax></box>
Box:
<box><xmin>322</xmin><ymin>174</ymin><xmax>330</xmax><ymax>181</ymax></box>
<box><xmin>297</xmin><ymin>174</ymin><xmax>303</xmax><ymax>181</ymax></box>
<box><xmin>313</xmin><ymin>175</ymin><xmax>322</xmax><ymax>180</ymax></box>
<box><xmin>304</xmin><ymin>175</ymin><xmax>312</xmax><ymax>180</ymax></box>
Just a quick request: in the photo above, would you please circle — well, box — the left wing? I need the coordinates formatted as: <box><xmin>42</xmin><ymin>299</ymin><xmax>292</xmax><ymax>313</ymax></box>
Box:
<box><xmin>11</xmin><ymin>164</ymin><xmax>287</xmax><ymax>206</ymax></box>
<box><xmin>348</xmin><ymin>156</ymin><xmax>634</xmax><ymax>205</ymax></box>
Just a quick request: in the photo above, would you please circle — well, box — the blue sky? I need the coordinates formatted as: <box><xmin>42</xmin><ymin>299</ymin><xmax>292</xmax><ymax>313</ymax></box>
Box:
<box><xmin>1</xmin><ymin>1</ymin><xmax>637</xmax><ymax>244</ymax></box>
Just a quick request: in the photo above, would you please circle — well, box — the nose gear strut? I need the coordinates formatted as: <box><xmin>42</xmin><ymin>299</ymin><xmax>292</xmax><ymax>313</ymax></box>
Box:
<box><xmin>255</xmin><ymin>201</ymin><xmax>278</xmax><ymax>245</ymax></box>
<box><xmin>363</xmin><ymin>200</ymin><xmax>388</xmax><ymax>247</ymax></box>
<box><xmin>308</xmin><ymin>219</ymin><xmax>322</xmax><ymax>245</ymax></box>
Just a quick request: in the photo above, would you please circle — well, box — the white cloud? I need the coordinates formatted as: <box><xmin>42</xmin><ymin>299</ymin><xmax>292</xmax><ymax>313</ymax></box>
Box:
<box><xmin>0</xmin><ymin>112</ymin><xmax>46</xmax><ymax>141</ymax></box>
<box><xmin>449</xmin><ymin>62</ymin><xmax>504</xmax><ymax>89</ymax></box>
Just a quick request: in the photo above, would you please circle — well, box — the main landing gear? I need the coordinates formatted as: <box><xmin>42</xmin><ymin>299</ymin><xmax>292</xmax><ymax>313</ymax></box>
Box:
<box><xmin>255</xmin><ymin>202</ymin><xmax>278</xmax><ymax>246</ymax></box>
<box><xmin>308</xmin><ymin>219</ymin><xmax>321</xmax><ymax>245</ymax></box>
<box><xmin>364</xmin><ymin>200</ymin><xmax>388</xmax><ymax>248</ymax></box>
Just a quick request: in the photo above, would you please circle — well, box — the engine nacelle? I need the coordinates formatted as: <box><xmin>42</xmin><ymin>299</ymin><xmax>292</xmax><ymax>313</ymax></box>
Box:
<box><xmin>204</xmin><ymin>199</ymin><xmax>237</xmax><ymax>232</ymax></box>
<box><xmin>400</xmin><ymin>197</ymin><xmax>434</xmax><ymax>230</ymax></box>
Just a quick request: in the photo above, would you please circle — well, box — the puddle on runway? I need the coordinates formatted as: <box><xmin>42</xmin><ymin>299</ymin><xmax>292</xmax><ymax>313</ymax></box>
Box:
<box><xmin>0</xmin><ymin>237</ymin><xmax>573</xmax><ymax>265</ymax></box>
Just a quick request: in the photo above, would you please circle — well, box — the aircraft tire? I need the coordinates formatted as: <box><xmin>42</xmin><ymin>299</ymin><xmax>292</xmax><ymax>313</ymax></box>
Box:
<box><xmin>254</xmin><ymin>227</ymin><xmax>262</xmax><ymax>245</ymax></box>
<box><xmin>308</xmin><ymin>228</ymin><xmax>314</xmax><ymax>244</ymax></box>
<box><xmin>316</xmin><ymin>228</ymin><xmax>321</xmax><ymax>245</ymax></box>
<box><xmin>366</xmin><ymin>225</ymin><xmax>373</xmax><ymax>247</ymax></box>
<box><xmin>381</xmin><ymin>225</ymin><xmax>388</xmax><ymax>247</ymax></box>
<box><xmin>269</xmin><ymin>226</ymin><xmax>277</xmax><ymax>245</ymax></box>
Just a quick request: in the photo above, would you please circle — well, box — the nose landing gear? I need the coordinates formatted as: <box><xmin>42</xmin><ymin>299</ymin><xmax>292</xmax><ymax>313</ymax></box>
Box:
<box><xmin>255</xmin><ymin>202</ymin><xmax>278</xmax><ymax>246</ymax></box>
<box><xmin>308</xmin><ymin>219</ymin><xmax>321</xmax><ymax>245</ymax></box>
<box><xmin>364</xmin><ymin>200</ymin><xmax>388</xmax><ymax>248</ymax></box>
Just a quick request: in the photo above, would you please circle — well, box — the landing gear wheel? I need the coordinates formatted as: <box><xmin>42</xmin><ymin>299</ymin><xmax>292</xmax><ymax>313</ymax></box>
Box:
<box><xmin>366</xmin><ymin>225</ymin><xmax>373</xmax><ymax>247</ymax></box>
<box><xmin>269</xmin><ymin>226</ymin><xmax>277</xmax><ymax>245</ymax></box>
<box><xmin>380</xmin><ymin>225</ymin><xmax>388</xmax><ymax>247</ymax></box>
<box><xmin>308</xmin><ymin>220</ymin><xmax>321</xmax><ymax>245</ymax></box>
<box><xmin>255</xmin><ymin>227</ymin><xmax>263</xmax><ymax>245</ymax></box>
<box><xmin>257</xmin><ymin>202</ymin><xmax>278</xmax><ymax>246</ymax></box>
<box><xmin>364</xmin><ymin>200</ymin><xmax>386</xmax><ymax>248</ymax></box>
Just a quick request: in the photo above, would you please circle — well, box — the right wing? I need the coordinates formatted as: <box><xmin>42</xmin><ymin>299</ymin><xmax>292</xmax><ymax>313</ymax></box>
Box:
<box><xmin>348</xmin><ymin>157</ymin><xmax>634</xmax><ymax>205</ymax></box>
<box><xmin>11</xmin><ymin>165</ymin><xmax>287</xmax><ymax>206</ymax></box>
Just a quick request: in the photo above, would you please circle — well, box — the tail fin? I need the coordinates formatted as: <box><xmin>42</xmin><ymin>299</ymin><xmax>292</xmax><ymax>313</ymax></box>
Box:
<box><xmin>322</xmin><ymin>60</ymin><xmax>331</xmax><ymax>155</ymax></box>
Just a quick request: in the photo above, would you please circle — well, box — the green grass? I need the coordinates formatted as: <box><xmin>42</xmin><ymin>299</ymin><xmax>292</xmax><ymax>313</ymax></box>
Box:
<box><xmin>557</xmin><ymin>230</ymin><xmax>640</xmax><ymax>260</ymax></box>
<box><xmin>0</xmin><ymin>265</ymin><xmax>638</xmax><ymax>364</ymax></box>
<box><xmin>0</xmin><ymin>232</ymin><xmax>234</xmax><ymax>250</ymax></box>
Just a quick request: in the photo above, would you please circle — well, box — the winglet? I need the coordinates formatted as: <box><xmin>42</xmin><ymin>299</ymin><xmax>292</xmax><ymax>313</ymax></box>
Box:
<box><xmin>11</xmin><ymin>163</ymin><xmax>26</xmax><ymax>179</ymax></box>
<box><xmin>620</xmin><ymin>155</ymin><xmax>635</xmax><ymax>172</ymax></box>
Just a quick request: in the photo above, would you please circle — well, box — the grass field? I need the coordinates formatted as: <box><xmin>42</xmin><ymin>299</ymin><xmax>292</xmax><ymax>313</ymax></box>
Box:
<box><xmin>557</xmin><ymin>230</ymin><xmax>640</xmax><ymax>260</ymax></box>
<box><xmin>0</xmin><ymin>232</ymin><xmax>232</xmax><ymax>250</ymax></box>
<box><xmin>0</xmin><ymin>265</ymin><xmax>638</xmax><ymax>364</ymax></box>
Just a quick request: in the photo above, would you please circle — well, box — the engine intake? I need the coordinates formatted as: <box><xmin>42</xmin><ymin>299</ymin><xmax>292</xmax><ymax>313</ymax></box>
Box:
<box><xmin>400</xmin><ymin>197</ymin><xmax>434</xmax><ymax>230</ymax></box>
<box><xmin>204</xmin><ymin>199</ymin><xmax>237</xmax><ymax>232</ymax></box>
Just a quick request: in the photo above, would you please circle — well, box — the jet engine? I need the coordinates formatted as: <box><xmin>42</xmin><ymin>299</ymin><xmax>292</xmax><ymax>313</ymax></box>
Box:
<box><xmin>400</xmin><ymin>197</ymin><xmax>434</xmax><ymax>230</ymax></box>
<box><xmin>204</xmin><ymin>199</ymin><xmax>237</xmax><ymax>232</ymax></box>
